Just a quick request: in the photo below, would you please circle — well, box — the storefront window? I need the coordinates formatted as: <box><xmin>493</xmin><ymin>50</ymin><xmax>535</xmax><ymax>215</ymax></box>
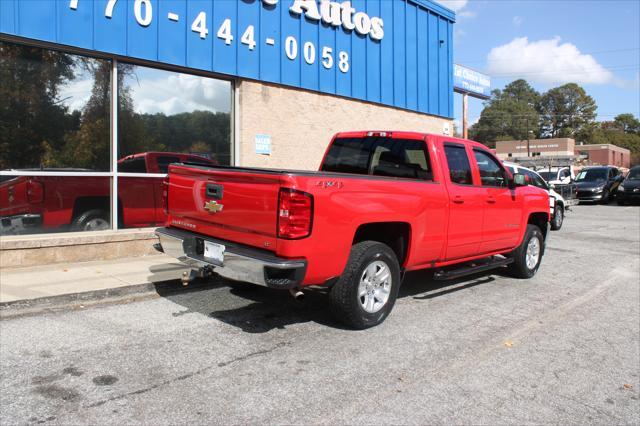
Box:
<box><xmin>0</xmin><ymin>42</ymin><xmax>112</xmax><ymax>235</ymax></box>
<box><xmin>1</xmin><ymin>40</ymin><xmax>233</xmax><ymax>235</ymax></box>
<box><xmin>117</xmin><ymin>64</ymin><xmax>232</xmax><ymax>169</ymax></box>
<box><xmin>0</xmin><ymin>41</ymin><xmax>111</xmax><ymax>171</ymax></box>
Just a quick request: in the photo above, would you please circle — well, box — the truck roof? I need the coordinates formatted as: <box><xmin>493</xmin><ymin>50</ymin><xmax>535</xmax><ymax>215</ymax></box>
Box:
<box><xmin>333</xmin><ymin>131</ymin><xmax>489</xmax><ymax>150</ymax></box>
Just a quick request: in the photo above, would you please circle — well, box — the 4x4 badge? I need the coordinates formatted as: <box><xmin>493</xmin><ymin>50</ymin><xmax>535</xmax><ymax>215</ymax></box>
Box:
<box><xmin>204</xmin><ymin>200</ymin><xmax>224</xmax><ymax>213</ymax></box>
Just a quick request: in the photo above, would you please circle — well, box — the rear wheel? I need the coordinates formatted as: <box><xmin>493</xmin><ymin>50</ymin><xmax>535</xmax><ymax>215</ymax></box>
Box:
<box><xmin>71</xmin><ymin>209</ymin><xmax>110</xmax><ymax>231</ymax></box>
<box><xmin>551</xmin><ymin>205</ymin><xmax>564</xmax><ymax>230</ymax></box>
<box><xmin>508</xmin><ymin>225</ymin><xmax>545</xmax><ymax>279</ymax></box>
<box><xmin>330</xmin><ymin>241</ymin><xmax>401</xmax><ymax>329</ymax></box>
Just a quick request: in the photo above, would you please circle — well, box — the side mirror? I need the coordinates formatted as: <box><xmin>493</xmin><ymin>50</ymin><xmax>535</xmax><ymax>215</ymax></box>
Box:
<box><xmin>550</xmin><ymin>183</ymin><xmax>557</xmax><ymax>190</ymax></box>
<box><xmin>512</xmin><ymin>173</ymin><xmax>527</xmax><ymax>187</ymax></box>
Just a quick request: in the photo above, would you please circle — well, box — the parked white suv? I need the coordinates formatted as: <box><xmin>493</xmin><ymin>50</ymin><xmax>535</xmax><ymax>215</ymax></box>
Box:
<box><xmin>537</xmin><ymin>166</ymin><xmax>575</xmax><ymax>185</ymax></box>
<box><xmin>504</xmin><ymin>162</ymin><xmax>574</xmax><ymax>231</ymax></box>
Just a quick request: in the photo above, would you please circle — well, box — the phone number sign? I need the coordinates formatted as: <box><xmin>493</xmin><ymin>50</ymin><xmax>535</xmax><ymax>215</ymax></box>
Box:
<box><xmin>0</xmin><ymin>0</ymin><xmax>456</xmax><ymax>118</ymax></box>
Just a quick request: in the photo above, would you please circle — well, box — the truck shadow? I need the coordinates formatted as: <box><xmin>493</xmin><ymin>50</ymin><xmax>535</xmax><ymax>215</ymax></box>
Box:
<box><xmin>150</xmin><ymin>265</ymin><xmax>505</xmax><ymax>333</ymax></box>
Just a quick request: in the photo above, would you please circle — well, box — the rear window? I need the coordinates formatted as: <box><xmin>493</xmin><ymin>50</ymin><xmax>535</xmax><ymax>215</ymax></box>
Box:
<box><xmin>321</xmin><ymin>137</ymin><xmax>433</xmax><ymax>180</ymax></box>
<box><xmin>157</xmin><ymin>156</ymin><xmax>181</xmax><ymax>174</ymax></box>
<box><xmin>118</xmin><ymin>157</ymin><xmax>147</xmax><ymax>173</ymax></box>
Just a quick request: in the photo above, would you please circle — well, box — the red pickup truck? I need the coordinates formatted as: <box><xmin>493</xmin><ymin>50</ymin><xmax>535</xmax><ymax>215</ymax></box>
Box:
<box><xmin>0</xmin><ymin>152</ymin><xmax>215</xmax><ymax>234</ymax></box>
<box><xmin>155</xmin><ymin>132</ymin><xmax>550</xmax><ymax>328</ymax></box>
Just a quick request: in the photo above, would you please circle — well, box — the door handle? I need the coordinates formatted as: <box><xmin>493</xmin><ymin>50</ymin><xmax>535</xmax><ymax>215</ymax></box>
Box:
<box><xmin>486</xmin><ymin>197</ymin><xmax>496</xmax><ymax>204</ymax></box>
<box><xmin>452</xmin><ymin>196</ymin><xmax>464</xmax><ymax>204</ymax></box>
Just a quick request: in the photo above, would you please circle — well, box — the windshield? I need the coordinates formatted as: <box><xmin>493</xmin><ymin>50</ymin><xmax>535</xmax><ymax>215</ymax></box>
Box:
<box><xmin>538</xmin><ymin>171</ymin><xmax>555</xmax><ymax>181</ymax></box>
<box><xmin>627</xmin><ymin>168</ymin><xmax>640</xmax><ymax>180</ymax></box>
<box><xmin>575</xmin><ymin>169</ymin><xmax>607</xmax><ymax>182</ymax></box>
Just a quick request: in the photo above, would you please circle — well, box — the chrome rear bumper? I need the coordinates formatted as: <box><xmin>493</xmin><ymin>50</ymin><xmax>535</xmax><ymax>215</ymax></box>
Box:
<box><xmin>155</xmin><ymin>227</ymin><xmax>306</xmax><ymax>289</ymax></box>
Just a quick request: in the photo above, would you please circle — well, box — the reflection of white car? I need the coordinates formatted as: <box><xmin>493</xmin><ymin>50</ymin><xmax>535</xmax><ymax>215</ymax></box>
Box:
<box><xmin>537</xmin><ymin>167</ymin><xmax>575</xmax><ymax>185</ymax></box>
<box><xmin>504</xmin><ymin>162</ymin><xmax>569</xmax><ymax>231</ymax></box>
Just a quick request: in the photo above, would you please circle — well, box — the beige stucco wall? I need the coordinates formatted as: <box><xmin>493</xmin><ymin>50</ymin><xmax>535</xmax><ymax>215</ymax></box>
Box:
<box><xmin>236</xmin><ymin>80</ymin><xmax>452</xmax><ymax>170</ymax></box>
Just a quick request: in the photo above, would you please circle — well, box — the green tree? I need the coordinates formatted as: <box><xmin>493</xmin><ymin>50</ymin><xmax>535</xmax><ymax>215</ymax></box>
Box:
<box><xmin>586</xmin><ymin>114</ymin><xmax>640</xmax><ymax>166</ymax></box>
<box><xmin>613</xmin><ymin>113</ymin><xmax>640</xmax><ymax>134</ymax></box>
<box><xmin>538</xmin><ymin>83</ymin><xmax>597</xmax><ymax>139</ymax></box>
<box><xmin>0</xmin><ymin>42</ymin><xmax>76</xmax><ymax>169</ymax></box>
<box><xmin>54</xmin><ymin>59</ymin><xmax>112</xmax><ymax>170</ymax></box>
<box><xmin>469</xmin><ymin>79</ymin><xmax>540</xmax><ymax>146</ymax></box>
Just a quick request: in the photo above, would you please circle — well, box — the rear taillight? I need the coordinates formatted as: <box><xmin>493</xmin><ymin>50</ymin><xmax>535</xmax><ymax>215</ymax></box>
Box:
<box><xmin>277</xmin><ymin>188</ymin><xmax>313</xmax><ymax>239</ymax></box>
<box><xmin>161</xmin><ymin>176</ymin><xmax>170</xmax><ymax>214</ymax></box>
<box><xmin>27</xmin><ymin>179</ymin><xmax>44</xmax><ymax>203</ymax></box>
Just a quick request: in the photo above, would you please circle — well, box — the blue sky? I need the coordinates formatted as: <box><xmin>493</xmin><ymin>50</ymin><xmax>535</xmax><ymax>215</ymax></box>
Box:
<box><xmin>437</xmin><ymin>0</ymin><xmax>640</xmax><ymax>128</ymax></box>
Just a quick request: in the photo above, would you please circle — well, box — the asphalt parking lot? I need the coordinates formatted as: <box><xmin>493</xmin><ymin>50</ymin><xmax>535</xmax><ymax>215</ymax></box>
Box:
<box><xmin>1</xmin><ymin>204</ymin><xmax>639</xmax><ymax>425</ymax></box>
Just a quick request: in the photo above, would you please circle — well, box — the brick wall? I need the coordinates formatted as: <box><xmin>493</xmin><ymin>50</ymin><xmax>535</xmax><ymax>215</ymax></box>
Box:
<box><xmin>237</xmin><ymin>80</ymin><xmax>452</xmax><ymax>170</ymax></box>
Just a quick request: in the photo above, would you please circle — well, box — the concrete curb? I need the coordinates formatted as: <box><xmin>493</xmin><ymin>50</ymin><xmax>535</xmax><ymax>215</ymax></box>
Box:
<box><xmin>0</xmin><ymin>279</ymin><xmax>214</xmax><ymax>320</ymax></box>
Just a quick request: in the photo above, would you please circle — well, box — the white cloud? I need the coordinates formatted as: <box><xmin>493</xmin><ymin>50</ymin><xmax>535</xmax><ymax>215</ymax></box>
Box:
<box><xmin>58</xmin><ymin>69</ymin><xmax>231</xmax><ymax>115</ymax></box>
<box><xmin>435</xmin><ymin>0</ymin><xmax>468</xmax><ymax>13</ymax></box>
<box><xmin>486</xmin><ymin>37</ymin><xmax>614</xmax><ymax>85</ymax></box>
<box><xmin>58</xmin><ymin>78</ymin><xmax>93</xmax><ymax>112</ymax></box>
<box><xmin>127</xmin><ymin>73</ymin><xmax>231</xmax><ymax>115</ymax></box>
<box><xmin>512</xmin><ymin>16</ymin><xmax>523</xmax><ymax>26</ymax></box>
<box><xmin>457</xmin><ymin>10</ymin><xmax>476</xmax><ymax>19</ymax></box>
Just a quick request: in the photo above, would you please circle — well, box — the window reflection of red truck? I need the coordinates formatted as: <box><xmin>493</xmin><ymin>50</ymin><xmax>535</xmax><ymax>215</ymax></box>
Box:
<box><xmin>0</xmin><ymin>152</ymin><xmax>215</xmax><ymax>234</ymax></box>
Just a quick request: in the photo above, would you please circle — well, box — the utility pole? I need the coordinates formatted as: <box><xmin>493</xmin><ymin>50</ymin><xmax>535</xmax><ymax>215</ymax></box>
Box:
<box><xmin>462</xmin><ymin>93</ymin><xmax>469</xmax><ymax>139</ymax></box>
<box><xmin>526</xmin><ymin>116</ymin><xmax>531</xmax><ymax>158</ymax></box>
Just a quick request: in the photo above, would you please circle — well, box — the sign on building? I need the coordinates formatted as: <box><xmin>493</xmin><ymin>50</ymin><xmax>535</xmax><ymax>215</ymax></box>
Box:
<box><xmin>453</xmin><ymin>64</ymin><xmax>491</xmax><ymax>99</ymax></box>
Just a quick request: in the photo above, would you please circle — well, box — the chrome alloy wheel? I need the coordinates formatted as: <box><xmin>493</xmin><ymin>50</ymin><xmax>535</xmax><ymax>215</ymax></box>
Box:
<box><xmin>358</xmin><ymin>260</ymin><xmax>392</xmax><ymax>314</ymax></box>
<box><xmin>525</xmin><ymin>237</ymin><xmax>541</xmax><ymax>270</ymax></box>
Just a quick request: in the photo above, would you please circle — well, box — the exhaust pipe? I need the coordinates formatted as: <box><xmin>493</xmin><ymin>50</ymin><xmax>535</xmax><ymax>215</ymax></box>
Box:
<box><xmin>289</xmin><ymin>288</ymin><xmax>305</xmax><ymax>301</ymax></box>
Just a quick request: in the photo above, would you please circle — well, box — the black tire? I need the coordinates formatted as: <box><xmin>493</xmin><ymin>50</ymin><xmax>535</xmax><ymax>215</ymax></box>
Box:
<box><xmin>550</xmin><ymin>205</ymin><xmax>564</xmax><ymax>230</ymax></box>
<box><xmin>329</xmin><ymin>241</ymin><xmax>401</xmax><ymax>329</ymax></box>
<box><xmin>71</xmin><ymin>209</ymin><xmax>110</xmax><ymax>231</ymax></box>
<box><xmin>508</xmin><ymin>224</ymin><xmax>545</xmax><ymax>279</ymax></box>
<box><xmin>617</xmin><ymin>198</ymin><xmax>627</xmax><ymax>206</ymax></box>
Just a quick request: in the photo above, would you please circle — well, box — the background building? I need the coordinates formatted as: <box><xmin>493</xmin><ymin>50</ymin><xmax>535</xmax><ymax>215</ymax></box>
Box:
<box><xmin>495</xmin><ymin>138</ymin><xmax>575</xmax><ymax>160</ymax></box>
<box><xmin>1</xmin><ymin>0</ymin><xmax>456</xmax><ymax>265</ymax></box>
<box><xmin>574</xmin><ymin>144</ymin><xmax>631</xmax><ymax>168</ymax></box>
<box><xmin>495</xmin><ymin>138</ymin><xmax>630</xmax><ymax>169</ymax></box>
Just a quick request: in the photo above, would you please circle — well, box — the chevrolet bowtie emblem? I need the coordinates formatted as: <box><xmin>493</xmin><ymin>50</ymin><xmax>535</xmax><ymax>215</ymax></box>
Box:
<box><xmin>204</xmin><ymin>200</ymin><xmax>224</xmax><ymax>213</ymax></box>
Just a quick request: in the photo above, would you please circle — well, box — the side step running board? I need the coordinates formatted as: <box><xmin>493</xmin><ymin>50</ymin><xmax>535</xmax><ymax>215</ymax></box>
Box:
<box><xmin>433</xmin><ymin>257</ymin><xmax>513</xmax><ymax>281</ymax></box>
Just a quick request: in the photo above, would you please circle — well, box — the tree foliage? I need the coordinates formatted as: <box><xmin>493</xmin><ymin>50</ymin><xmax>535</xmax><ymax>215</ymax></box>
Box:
<box><xmin>469</xmin><ymin>79</ymin><xmax>540</xmax><ymax>146</ymax></box>
<box><xmin>0</xmin><ymin>42</ymin><xmax>231</xmax><ymax>171</ymax></box>
<box><xmin>469</xmin><ymin>78</ymin><xmax>639</xmax><ymax>165</ymax></box>
<box><xmin>538</xmin><ymin>83</ymin><xmax>597</xmax><ymax>139</ymax></box>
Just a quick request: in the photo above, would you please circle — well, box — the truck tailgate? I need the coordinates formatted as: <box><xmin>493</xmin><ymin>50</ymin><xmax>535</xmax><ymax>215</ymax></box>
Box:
<box><xmin>167</xmin><ymin>165</ymin><xmax>283</xmax><ymax>250</ymax></box>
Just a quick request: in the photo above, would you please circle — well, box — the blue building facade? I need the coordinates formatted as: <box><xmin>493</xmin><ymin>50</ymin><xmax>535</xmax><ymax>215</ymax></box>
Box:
<box><xmin>0</xmin><ymin>0</ymin><xmax>455</xmax><ymax>118</ymax></box>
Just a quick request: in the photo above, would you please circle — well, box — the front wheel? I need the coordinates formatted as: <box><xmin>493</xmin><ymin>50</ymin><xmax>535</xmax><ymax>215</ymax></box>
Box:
<box><xmin>551</xmin><ymin>205</ymin><xmax>564</xmax><ymax>230</ymax></box>
<box><xmin>330</xmin><ymin>241</ymin><xmax>401</xmax><ymax>329</ymax></box>
<box><xmin>508</xmin><ymin>225</ymin><xmax>545</xmax><ymax>279</ymax></box>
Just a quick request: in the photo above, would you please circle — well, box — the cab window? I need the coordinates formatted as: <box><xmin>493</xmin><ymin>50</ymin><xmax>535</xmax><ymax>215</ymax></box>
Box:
<box><xmin>524</xmin><ymin>170</ymin><xmax>548</xmax><ymax>190</ymax></box>
<box><xmin>473</xmin><ymin>149</ymin><xmax>508</xmax><ymax>187</ymax></box>
<box><xmin>444</xmin><ymin>144</ymin><xmax>473</xmax><ymax>185</ymax></box>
